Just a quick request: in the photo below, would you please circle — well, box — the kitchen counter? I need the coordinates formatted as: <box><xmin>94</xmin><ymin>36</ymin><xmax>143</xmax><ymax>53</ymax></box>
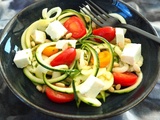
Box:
<box><xmin>0</xmin><ymin>0</ymin><xmax>160</xmax><ymax>120</ymax></box>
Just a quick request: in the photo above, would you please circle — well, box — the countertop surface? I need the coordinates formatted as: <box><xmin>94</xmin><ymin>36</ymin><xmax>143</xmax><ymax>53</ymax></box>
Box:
<box><xmin>0</xmin><ymin>0</ymin><xmax>160</xmax><ymax>120</ymax></box>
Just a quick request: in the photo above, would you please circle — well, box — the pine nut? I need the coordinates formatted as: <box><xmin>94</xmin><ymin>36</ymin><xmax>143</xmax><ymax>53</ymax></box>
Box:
<box><xmin>36</xmin><ymin>85</ymin><xmax>43</xmax><ymax>92</ymax></box>
<box><xmin>55</xmin><ymin>82</ymin><xmax>65</xmax><ymax>87</ymax></box>
<box><xmin>42</xmin><ymin>85</ymin><xmax>47</xmax><ymax>93</ymax></box>
<box><xmin>45</xmin><ymin>39</ymin><xmax>52</xmax><ymax>43</ymax></box>
<box><xmin>133</xmin><ymin>63</ymin><xmax>141</xmax><ymax>73</ymax></box>
<box><xmin>108</xmin><ymin>86</ymin><xmax>115</xmax><ymax>92</ymax></box>
<box><xmin>112</xmin><ymin>63</ymin><xmax>129</xmax><ymax>73</ymax></box>
<box><xmin>92</xmin><ymin>22</ymin><xmax>97</xmax><ymax>29</ymax></box>
<box><xmin>115</xmin><ymin>84</ymin><xmax>121</xmax><ymax>90</ymax></box>
<box><xmin>31</xmin><ymin>41</ymin><xmax>36</xmax><ymax>47</ymax></box>
<box><xmin>113</xmin><ymin>62</ymin><xmax>119</xmax><ymax>67</ymax></box>
<box><xmin>65</xmin><ymin>33</ymin><xmax>72</xmax><ymax>39</ymax></box>
<box><xmin>124</xmin><ymin>38</ymin><xmax>131</xmax><ymax>43</ymax></box>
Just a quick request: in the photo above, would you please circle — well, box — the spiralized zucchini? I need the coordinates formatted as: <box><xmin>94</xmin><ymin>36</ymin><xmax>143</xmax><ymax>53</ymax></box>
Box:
<box><xmin>17</xmin><ymin>7</ymin><xmax>143</xmax><ymax>107</ymax></box>
<box><xmin>42</xmin><ymin>7</ymin><xmax>62</xmax><ymax>21</ymax></box>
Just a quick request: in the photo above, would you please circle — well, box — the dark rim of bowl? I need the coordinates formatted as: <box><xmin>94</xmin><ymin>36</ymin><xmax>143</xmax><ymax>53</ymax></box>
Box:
<box><xmin>0</xmin><ymin>0</ymin><xmax>160</xmax><ymax>119</ymax></box>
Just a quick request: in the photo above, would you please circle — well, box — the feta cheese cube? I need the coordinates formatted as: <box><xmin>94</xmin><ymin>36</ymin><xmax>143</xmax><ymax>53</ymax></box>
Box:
<box><xmin>116</xmin><ymin>28</ymin><xmax>124</xmax><ymax>47</ymax></box>
<box><xmin>13</xmin><ymin>49</ymin><xmax>32</xmax><ymax>68</ymax></box>
<box><xmin>31</xmin><ymin>30</ymin><xmax>46</xmax><ymax>44</ymax></box>
<box><xmin>45</xmin><ymin>21</ymin><xmax>67</xmax><ymax>40</ymax></box>
<box><xmin>121</xmin><ymin>43</ymin><xmax>141</xmax><ymax>65</ymax></box>
<box><xmin>79</xmin><ymin>75</ymin><xmax>105</xmax><ymax>98</ymax></box>
<box><xmin>56</xmin><ymin>40</ymin><xmax>77</xmax><ymax>49</ymax></box>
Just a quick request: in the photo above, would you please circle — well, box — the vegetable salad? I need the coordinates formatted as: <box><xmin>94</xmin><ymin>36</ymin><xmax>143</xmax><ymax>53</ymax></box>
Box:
<box><xmin>13</xmin><ymin>6</ymin><xmax>143</xmax><ymax>107</ymax></box>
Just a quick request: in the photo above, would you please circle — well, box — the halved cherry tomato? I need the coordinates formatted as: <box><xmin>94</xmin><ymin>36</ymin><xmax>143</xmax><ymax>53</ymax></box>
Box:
<box><xmin>42</xmin><ymin>46</ymin><xmax>59</xmax><ymax>57</ymax></box>
<box><xmin>91</xmin><ymin>50</ymin><xmax>111</xmax><ymax>68</ymax></box>
<box><xmin>93</xmin><ymin>26</ymin><xmax>115</xmax><ymax>42</ymax></box>
<box><xmin>50</xmin><ymin>47</ymin><xmax>76</xmax><ymax>66</ymax></box>
<box><xmin>64</xmin><ymin>16</ymin><xmax>86</xmax><ymax>39</ymax></box>
<box><xmin>45</xmin><ymin>87</ymin><xmax>74</xmax><ymax>103</ymax></box>
<box><xmin>113</xmin><ymin>72</ymin><xmax>138</xmax><ymax>87</ymax></box>
<box><xmin>98</xmin><ymin>51</ymin><xmax>111</xmax><ymax>68</ymax></box>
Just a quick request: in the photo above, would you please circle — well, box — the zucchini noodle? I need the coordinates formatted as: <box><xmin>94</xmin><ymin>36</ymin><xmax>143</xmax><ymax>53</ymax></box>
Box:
<box><xmin>15</xmin><ymin>6</ymin><xmax>144</xmax><ymax>107</ymax></box>
<box><xmin>109</xmin><ymin>13</ymin><xmax>127</xmax><ymax>34</ymax></box>
<box><xmin>42</xmin><ymin>7</ymin><xmax>62</xmax><ymax>22</ymax></box>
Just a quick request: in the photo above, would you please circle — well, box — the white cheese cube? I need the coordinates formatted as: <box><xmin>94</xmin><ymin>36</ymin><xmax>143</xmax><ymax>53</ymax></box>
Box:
<box><xmin>79</xmin><ymin>75</ymin><xmax>105</xmax><ymax>98</ymax></box>
<box><xmin>116</xmin><ymin>28</ymin><xmax>124</xmax><ymax>47</ymax></box>
<box><xmin>45</xmin><ymin>21</ymin><xmax>67</xmax><ymax>41</ymax></box>
<box><xmin>13</xmin><ymin>49</ymin><xmax>32</xmax><ymax>68</ymax></box>
<box><xmin>32</xmin><ymin>30</ymin><xmax>46</xmax><ymax>44</ymax></box>
<box><xmin>121</xmin><ymin>43</ymin><xmax>141</xmax><ymax>65</ymax></box>
<box><xmin>56</xmin><ymin>40</ymin><xmax>77</xmax><ymax>49</ymax></box>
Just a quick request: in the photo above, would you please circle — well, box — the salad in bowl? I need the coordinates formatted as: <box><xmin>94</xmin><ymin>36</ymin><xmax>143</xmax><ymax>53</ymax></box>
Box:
<box><xmin>13</xmin><ymin>6</ymin><xmax>143</xmax><ymax>107</ymax></box>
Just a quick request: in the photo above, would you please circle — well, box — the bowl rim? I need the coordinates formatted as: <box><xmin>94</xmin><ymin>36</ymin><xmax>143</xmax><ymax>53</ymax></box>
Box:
<box><xmin>0</xmin><ymin>0</ymin><xmax>160</xmax><ymax>119</ymax></box>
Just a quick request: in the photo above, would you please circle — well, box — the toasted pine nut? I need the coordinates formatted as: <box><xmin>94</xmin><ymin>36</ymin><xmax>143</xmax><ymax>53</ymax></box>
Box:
<box><xmin>45</xmin><ymin>39</ymin><xmax>52</xmax><ymax>43</ymax></box>
<box><xmin>31</xmin><ymin>41</ymin><xmax>36</xmax><ymax>47</ymax></box>
<box><xmin>133</xmin><ymin>63</ymin><xmax>141</xmax><ymax>73</ymax></box>
<box><xmin>124</xmin><ymin>38</ymin><xmax>131</xmax><ymax>43</ymax></box>
<box><xmin>42</xmin><ymin>85</ymin><xmax>47</xmax><ymax>93</ymax></box>
<box><xmin>113</xmin><ymin>62</ymin><xmax>119</xmax><ymax>67</ymax></box>
<box><xmin>65</xmin><ymin>33</ymin><xmax>72</xmax><ymax>39</ymax></box>
<box><xmin>115</xmin><ymin>84</ymin><xmax>121</xmax><ymax>90</ymax></box>
<box><xmin>55</xmin><ymin>82</ymin><xmax>65</xmax><ymax>87</ymax></box>
<box><xmin>108</xmin><ymin>86</ymin><xmax>115</xmax><ymax>92</ymax></box>
<box><xmin>92</xmin><ymin>22</ymin><xmax>97</xmax><ymax>29</ymax></box>
<box><xmin>36</xmin><ymin>85</ymin><xmax>43</xmax><ymax>92</ymax></box>
<box><xmin>118</xmin><ymin>43</ymin><xmax>124</xmax><ymax>49</ymax></box>
<box><xmin>112</xmin><ymin>63</ymin><xmax>129</xmax><ymax>73</ymax></box>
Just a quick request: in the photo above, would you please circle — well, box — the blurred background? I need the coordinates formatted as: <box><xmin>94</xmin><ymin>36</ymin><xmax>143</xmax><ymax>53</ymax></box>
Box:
<box><xmin>0</xmin><ymin>0</ymin><xmax>160</xmax><ymax>120</ymax></box>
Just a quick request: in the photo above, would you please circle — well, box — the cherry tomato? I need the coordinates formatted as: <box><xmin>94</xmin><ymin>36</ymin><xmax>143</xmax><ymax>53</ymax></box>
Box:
<box><xmin>91</xmin><ymin>51</ymin><xmax>111</xmax><ymax>68</ymax></box>
<box><xmin>93</xmin><ymin>26</ymin><xmax>115</xmax><ymax>42</ymax></box>
<box><xmin>113</xmin><ymin>72</ymin><xmax>138</xmax><ymax>87</ymax></box>
<box><xmin>64</xmin><ymin>16</ymin><xmax>86</xmax><ymax>39</ymax></box>
<box><xmin>50</xmin><ymin>47</ymin><xmax>76</xmax><ymax>66</ymax></box>
<box><xmin>98</xmin><ymin>51</ymin><xmax>111</xmax><ymax>68</ymax></box>
<box><xmin>45</xmin><ymin>87</ymin><xmax>74</xmax><ymax>103</ymax></box>
<box><xmin>42</xmin><ymin>46</ymin><xmax>59</xmax><ymax>57</ymax></box>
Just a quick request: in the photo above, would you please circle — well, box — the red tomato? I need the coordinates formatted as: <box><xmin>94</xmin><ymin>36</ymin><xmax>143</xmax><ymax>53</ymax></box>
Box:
<box><xmin>50</xmin><ymin>47</ymin><xmax>76</xmax><ymax>66</ymax></box>
<box><xmin>64</xmin><ymin>16</ymin><xmax>86</xmax><ymax>39</ymax></box>
<box><xmin>113</xmin><ymin>72</ymin><xmax>138</xmax><ymax>87</ymax></box>
<box><xmin>93</xmin><ymin>26</ymin><xmax>116</xmax><ymax>42</ymax></box>
<box><xmin>45</xmin><ymin>87</ymin><xmax>74</xmax><ymax>103</ymax></box>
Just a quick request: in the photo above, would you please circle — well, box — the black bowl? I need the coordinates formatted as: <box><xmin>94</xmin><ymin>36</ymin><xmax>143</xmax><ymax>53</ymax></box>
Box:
<box><xmin>0</xmin><ymin>0</ymin><xmax>160</xmax><ymax>119</ymax></box>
